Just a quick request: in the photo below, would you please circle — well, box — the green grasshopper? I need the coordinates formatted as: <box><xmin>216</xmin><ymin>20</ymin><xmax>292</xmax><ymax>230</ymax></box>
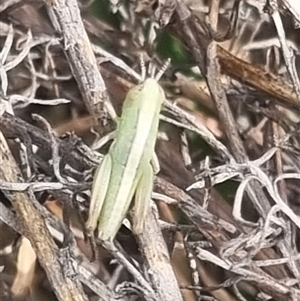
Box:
<box><xmin>86</xmin><ymin>65</ymin><xmax>168</xmax><ymax>243</ymax></box>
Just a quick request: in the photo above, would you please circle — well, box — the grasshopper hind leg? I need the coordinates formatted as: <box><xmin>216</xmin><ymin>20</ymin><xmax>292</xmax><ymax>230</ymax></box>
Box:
<box><xmin>131</xmin><ymin>163</ymin><xmax>154</xmax><ymax>235</ymax></box>
<box><xmin>85</xmin><ymin>154</ymin><xmax>112</xmax><ymax>259</ymax></box>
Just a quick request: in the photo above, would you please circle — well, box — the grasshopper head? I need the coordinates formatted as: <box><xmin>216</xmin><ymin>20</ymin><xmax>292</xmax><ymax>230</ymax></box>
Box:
<box><xmin>141</xmin><ymin>78</ymin><xmax>165</xmax><ymax>103</ymax></box>
<box><xmin>124</xmin><ymin>77</ymin><xmax>165</xmax><ymax>110</ymax></box>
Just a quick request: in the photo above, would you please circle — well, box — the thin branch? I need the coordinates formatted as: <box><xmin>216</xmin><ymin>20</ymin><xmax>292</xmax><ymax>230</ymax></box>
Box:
<box><xmin>44</xmin><ymin>0</ymin><xmax>115</xmax><ymax>121</ymax></box>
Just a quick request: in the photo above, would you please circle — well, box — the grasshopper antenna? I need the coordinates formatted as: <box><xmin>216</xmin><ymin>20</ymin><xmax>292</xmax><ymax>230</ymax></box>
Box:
<box><xmin>148</xmin><ymin>61</ymin><xmax>156</xmax><ymax>79</ymax></box>
<box><xmin>139</xmin><ymin>54</ymin><xmax>146</xmax><ymax>82</ymax></box>
<box><xmin>155</xmin><ymin>58</ymin><xmax>171</xmax><ymax>81</ymax></box>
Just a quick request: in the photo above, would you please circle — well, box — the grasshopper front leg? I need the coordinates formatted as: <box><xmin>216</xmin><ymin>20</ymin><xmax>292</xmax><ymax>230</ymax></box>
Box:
<box><xmin>151</xmin><ymin>152</ymin><xmax>160</xmax><ymax>174</ymax></box>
